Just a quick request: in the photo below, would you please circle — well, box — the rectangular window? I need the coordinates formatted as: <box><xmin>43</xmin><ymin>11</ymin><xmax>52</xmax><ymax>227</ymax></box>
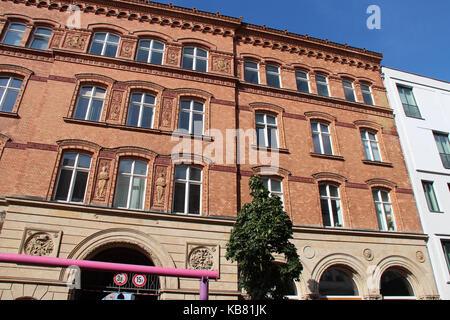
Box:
<box><xmin>114</xmin><ymin>159</ymin><xmax>147</xmax><ymax>210</ymax></box>
<box><xmin>266</xmin><ymin>65</ymin><xmax>281</xmax><ymax>88</ymax></box>
<box><xmin>311</xmin><ymin>121</ymin><xmax>333</xmax><ymax>155</ymax></box>
<box><xmin>256</xmin><ymin>113</ymin><xmax>278</xmax><ymax>148</ymax></box>
<box><xmin>361</xmin><ymin>130</ymin><xmax>382</xmax><ymax>161</ymax></box>
<box><xmin>343</xmin><ymin>80</ymin><xmax>356</xmax><ymax>102</ymax></box>
<box><xmin>319</xmin><ymin>183</ymin><xmax>343</xmax><ymax>227</ymax></box>
<box><xmin>316</xmin><ymin>75</ymin><xmax>329</xmax><ymax>97</ymax></box>
<box><xmin>173</xmin><ymin>166</ymin><xmax>202</xmax><ymax>215</ymax></box>
<box><xmin>54</xmin><ymin>153</ymin><xmax>91</xmax><ymax>203</ymax></box>
<box><xmin>0</xmin><ymin>77</ymin><xmax>23</xmax><ymax>113</ymax></box>
<box><xmin>372</xmin><ymin>189</ymin><xmax>396</xmax><ymax>231</ymax></box>
<box><xmin>30</xmin><ymin>27</ymin><xmax>52</xmax><ymax>50</ymax></box>
<box><xmin>397</xmin><ymin>85</ymin><xmax>422</xmax><ymax>118</ymax></box>
<box><xmin>2</xmin><ymin>23</ymin><xmax>26</xmax><ymax>46</ymax></box>
<box><xmin>361</xmin><ymin>84</ymin><xmax>374</xmax><ymax>105</ymax></box>
<box><xmin>422</xmin><ymin>181</ymin><xmax>440</xmax><ymax>212</ymax></box>
<box><xmin>442</xmin><ymin>240</ymin><xmax>450</xmax><ymax>274</ymax></box>
<box><xmin>295</xmin><ymin>71</ymin><xmax>310</xmax><ymax>93</ymax></box>
<box><xmin>262</xmin><ymin>177</ymin><xmax>284</xmax><ymax>207</ymax></box>
<box><xmin>244</xmin><ymin>61</ymin><xmax>259</xmax><ymax>84</ymax></box>
<box><xmin>177</xmin><ymin>100</ymin><xmax>204</xmax><ymax>135</ymax></box>
<box><xmin>433</xmin><ymin>132</ymin><xmax>450</xmax><ymax>169</ymax></box>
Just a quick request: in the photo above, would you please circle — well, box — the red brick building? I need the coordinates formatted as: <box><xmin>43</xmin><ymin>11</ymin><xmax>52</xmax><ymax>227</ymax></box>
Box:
<box><xmin>0</xmin><ymin>0</ymin><xmax>439</xmax><ymax>299</ymax></box>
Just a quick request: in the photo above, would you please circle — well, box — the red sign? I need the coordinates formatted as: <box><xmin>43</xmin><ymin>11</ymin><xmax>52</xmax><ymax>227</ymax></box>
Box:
<box><xmin>132</xmin><ymin>274</ymin><xmax>146</xmax><ymax>288</ymax></box>
<box><xmin>113</xmin><ymin>273</ymin><xmax>128</xmax><ymax>286</ymax></box>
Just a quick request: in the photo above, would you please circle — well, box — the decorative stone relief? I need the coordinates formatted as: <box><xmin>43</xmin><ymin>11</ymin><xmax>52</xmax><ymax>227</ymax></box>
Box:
<box><xmin>108</xmin><ymin>90</ymin><xmax>124</xmax><ymax>121</ymax></box>
<box><xmin>166</xmin><ymin>47</ymin><xmax>180</xmax><ymax>66</ymax></box>
<box><xmin>159</xmin><ymin>97</ymin><xmax>174</xmax><ymax>129</ymax></box>
<box><xmin>151</xmin><ymin>165</ymin><xmax>168</xmax><ymax>209</ymax></box>
<box><xmin>416</xmin><ymin>251</ymin><xmax>425</xmax><ymax>263</ymax></box>
<box><xmin>211</xmin><ymin>56</ymin><xmax>232</xmax><ymax>74</ymax></box>
<box><xmin>93</xmin><ymin>160</ymin><xmax>111</xmax><ymax>201</ymax></box>
<box><xmin>63</xmin><ymin>32</ymin><xmax>89</xmax><ymax>51</ymax></box>
<box><xmin>363</xmin><ymin>248</ymin><xmax>374</xmax><ymax>261</ymax></box>
<box><xmin>186</xmin><ymin>243</ymin><xmax>219</xmax><ymax>272</ymax></box>
<box><xmin>302</xmin><ymin>246</ymin><xmax>315</xmax><ymax>259</ymax></box>
<box><xmin>20</xmin><ymin>229</ymin><xmax>62</xmax><ymax>258</ymax></box>
<box><xmin>119</xmin><ymin>40</ymin><xmax>136</xmax><ymax>58</ymax></box>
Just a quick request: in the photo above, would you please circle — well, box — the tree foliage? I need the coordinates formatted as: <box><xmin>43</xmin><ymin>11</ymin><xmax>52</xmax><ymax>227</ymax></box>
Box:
<box><xmin>225</xmin><ymin>175</ymin><xmax>303</xmax><ymax>300</ymax></box>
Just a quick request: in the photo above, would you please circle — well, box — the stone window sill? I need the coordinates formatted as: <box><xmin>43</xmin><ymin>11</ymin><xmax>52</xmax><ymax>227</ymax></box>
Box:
<box><xmin>310</xmin><ymin>152</ymin><xmax>344</xmax><ymax>161</ymax></box>
<box><xmin>362</xmin><ymin>159</ymin><xmax>393</xmax><ymax>167</ymax></box>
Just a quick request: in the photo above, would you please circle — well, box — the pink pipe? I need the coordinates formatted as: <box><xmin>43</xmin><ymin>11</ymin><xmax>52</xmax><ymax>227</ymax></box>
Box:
<box><xmin>0</xmin><ymin>253</ymin><xmax>218</xmax><ymax>279</ymax></box>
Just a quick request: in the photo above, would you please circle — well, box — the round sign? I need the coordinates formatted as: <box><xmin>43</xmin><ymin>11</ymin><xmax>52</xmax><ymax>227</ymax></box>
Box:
<box><xmin>132</xmin><ymin>274</ymin><xmax>147</xmax><ymax>288</ymax></box>
<box><xmin>113</xmin><ymin>273</ymin><xmax>128</xmax><ymax>286</ymax></box>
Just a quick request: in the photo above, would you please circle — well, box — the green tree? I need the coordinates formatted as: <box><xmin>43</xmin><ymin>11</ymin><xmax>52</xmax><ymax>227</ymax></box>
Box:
<box><xmin>226</xmin><ymin>174</ymin><xmax>303</xmax><ymax>300</ymax></box>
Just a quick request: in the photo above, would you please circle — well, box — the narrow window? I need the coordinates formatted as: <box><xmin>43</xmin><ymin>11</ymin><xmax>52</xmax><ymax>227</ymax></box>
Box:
<box><xmin>442</xmin><ymin>240</ymin><xmax>450</xmax><ymax>274</ymax></box>
<box><xmin>433</xmin><ymin>132</ymin><xmax>450</xmax><ymax>169</ymax></box>
<box><xmin>397</xmin><ymin>85</ymin><xmax>422</xmax><ymax>118</ymax></box>
<box><xmin>126</xmin><ymin>93</ymin><xmax>155</xmax><ymax>129</ymax></box>
<box><xmin>89</xmin><ymin>32</ymin><xmax>120</xmax><ymax>57</ymax></box>
<box><xmin>262</xmin><ymin>177</ymin><xmax>284</xmax><ymax>206</ymax></box>
<box><xmin>54</xmin><ymin>153</ymin><xmax>92</xmax><ymax>203</ymax></box>
<box><xmin>372</xmin><ymin>189</ymin><xmax>396</xmax><ymax>231</ymax></box>
<box><xmin>73</xmin><ymin>86</ymin><xmax>106</xmax><ymax>122</ymax></box>
<box><xmin>266</xmin><ymin>64</ymin><xmax>281</xmax><ymax>88</ymax></box>
<box><xmin>0</xmin><ymin>77</ymin><xmax>23</xmax><ymax>112</ymax></box>
<box><xmin>295</xmin><ymin>70</ymin><xmax>309</xmax><ymax>93</ymax></box>
<box><xmin>315</xmin><ymin>75</ymin><xmax>329</xmax><ymax>97</ymax></box>
<box><xmin>422</xmin><ymin>181</ymin><xmax>440</xmax><ymax>212</ymax></box>
<box><xmin>114</xmin><ymin>159</ymin><xmax>148</xmax><ymax>210</ymax></box>
<box><xmin>182</xmin><ymin>47</ymin><xmax>207</xmax><ymax>72</ymax></box>
<box><xmin>2</xmin><ymin>23</ymin><xmax>26</xmax><ymax>46</ymax></box>
<box><xmin>136</xmin><ymin>39</ymin><xmax>164</xmax><ymax>65</ymax></box>
<box><xmin>319</xmin><ymin>183</ymin><xmax>343</xmax><ymax>227</ymax></box>
<box><xmin>361</xmin><ymin>84</ymin><xmax>374</xmax><ymax>105</ymax></box>
<box><xmin>256</xmin><ymin>113</ymin><xmax>278</xmax><ymax>148</ymax></box>
<box><xmin>244</xmin><ymin>61</ymin><xmax>259</xmax><ymax>84</ymax></box>
<box><xmin>29</xmin><ymin>27</ymin><xmax>52</xmax><ymax>50</ymax></box>
<box><xmin>173</xmin><ymin>166</ymin><xmax>202</xmax><ymax>215</ymax></box>
<box><xmin>343</xmin><ymin>80</ymin><xmax>356</xmax><ymax>102</ymax></box>
<box><xmin>361</xmin><ymin>130</ymin><xmax>382</xmax><ymax>161</ymax></box>
<box><xmin>311</xmin><ymin>121</ymin><xmax>333</xmax><ymax>155</ymax></box>
<box><xmin>177</xmin><ymin>100</ymin><xmax>204</xmax><ymax>135</ymax></box>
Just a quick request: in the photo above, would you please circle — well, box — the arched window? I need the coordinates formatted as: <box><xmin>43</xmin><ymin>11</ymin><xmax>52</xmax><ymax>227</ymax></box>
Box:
<box><xmin>2</xmin><ymin>22</ymin><xmax>26</xmax><ymax>46</ymax></box>
<box><xmin>244</xmin><ymin>60</ymin><xmax>259</xmax><ymax>84</ymax></box>
<box><xmin>89</xmin><ymin>32</ymin><xmax>120</xmax><ymax>57</ymax></box>
<box><xmin>182</xmin><ymin>47</ymin><xmax>207</xmax><ymax>72</ymax></box>
<box><xmin>136</xmin><ymin>39</ymin><xmax>164</xmax><ymax>65</ymax></box>
<box><xmin>114</xmin><ymin>159</ymin><xmax>148</xmax><ymax>210</ymax></box>
<box><xmin>315</xmin><ymin>74</ymin><xmax>329</xmax><ymax>97</ymax></box>
<box><xmin>0</xmin><ymin>77</ymin><xmax>23</xmax><ymax>112</ymax></box>
<box><xmin>73</xmin><ymin>86</ymin><xmax>106</xmax><ymax>122</ymax></box>
<box><xmin>54</xmin><ymin>152</ymin><xmax>92</xmax><ymax>203</ymax></box>
<box><xmin>126</xmin><ymin>92</ymin><xmax>156</xmax><ymax>129</ymax></box>
<box><xmin>319</xmin><ymin>267</ymin><xmax>359</xmax><ymax>297</ymax></box>
<box><xmin>29</xmin><ymin>27</ymin><xmax>52</xmax><ymax>50</ymax></box>
<box><xmin>380</xmin><ymin>269</ymin><xmax>415</xmax><ymax>299</ymax></box>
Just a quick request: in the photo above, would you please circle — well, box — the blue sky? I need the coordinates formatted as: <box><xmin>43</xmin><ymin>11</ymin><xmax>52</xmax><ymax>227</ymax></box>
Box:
<box><xmin>154</xmin><ymin>0</ymin><xmax>450</xmax><ymax>82</ymax></box>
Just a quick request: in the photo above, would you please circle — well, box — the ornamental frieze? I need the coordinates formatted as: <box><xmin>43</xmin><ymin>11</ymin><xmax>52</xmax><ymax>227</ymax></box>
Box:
<box><xmin>211</xmin><ymin>55</ymin><xmax>232</xmax><ymax>74</ymax></box>
<box><xmin>63</xmin><ymin>31</ymin><xmax>91</xmax><ymax>51</ymax></box>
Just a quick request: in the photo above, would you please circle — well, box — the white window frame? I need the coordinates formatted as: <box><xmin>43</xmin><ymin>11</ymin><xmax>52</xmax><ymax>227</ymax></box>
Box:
<box><xmin>114</xmin><ymin>159</ymin><xmax>148</xmax><ymax>210</ymax></box>
<box><xmin>315</xmin><ymin>74</ymin><xmax>330</xmax><ymax>97</ymax></box>
<box><xmin>343</xmin><ymin>80</ymin><xmax>356</xmax><ymax>102</ymax></box>
<box><xmin>177</xmin><ymin>99</ymin><xmax>204</xmax><ymax>135</ymax></box>
<box><xmin>266</xmin><ymin>64</ymin><xmax>282</xmax><ymax>88</ymax></box>
<box><xmin>74</xmin><ymin>86</ymin><xmax>106</xmax><ymax>122</ymax></box>
<box><xmin>126</xmin><ymin>93</ymin><xmax>156</xmax><ymax>129</ymax></box>
<box><xmin>0</xmin><ymin>77</ymin><xmax>22</xmax><ymax>112</ymax></box>
<box><xmin>255</xmin><ymin>113</ymin><xmax>279</xmax><ymax>148</ymax></box>
<box><xmin>360</xmin><ymin>84</ymin><xmax>374</xmax><ymax>105</ymax></box>
<box><xmin>244</xmin><ymin>60</ymin><xmax>260</xmax><ymax>84</ymax></box>
<box><xmin>422</xmin><ymin>180</ymin><xmax>441</xmax><ymax>213</ymax></box>
<box><xmin>182</xmin><ymin>46</ymin><xmax>208</xmax><ymax>72</ymax></box>
<box><xmin>90</xmin><ymin>32</ymin><xmax>120</xmax><ymax>57</ymax></box>
<box><xmin>311</xmin><ymin>121</ymin><xmax>333</xmax><ymax>155</ymax></box>
<box><xmin>173</xmin><ymin>166</ymin><xmax>202</xmax><ymax>215</ymax></box>
<box><xmin>136</xmin><ymin>39</ymin><xmax>165</xmax><ymax>65</ymax></box>
<box><xmin>319</xmin><ymin>183</ymin><xmax>344</xmax><ymax>228</ymax></box>
<box><xmin>295</xmin><ymin>70</ymin><xmax>310</xmax><ymax>93</ymax></box>
<box><xmin>29</xmin><ymin>27</ymin><xmax>52</xmax><ymax>50</ymax></box>
<box><xmin>2</xmin><ymin>23</ymin><xmax>26</xmax><ymax>46</ymax></box>
<box><xmin>361</xmin><ymin>130</ymin><xmax>382</xmax><ymax>161</ymax></box>
<box><xmin>373</xmin><ymin>189</ymin><xmax>396</xmax><ymax>231</ymax></box>
<box><xmin>54</xmin><ymin>153</ymin><xmax>91</xmax><ymax>203</ymax></box>
<box><xmin>262</xmin><ymin>177</ymin><xmax>284</xmax><ymax>206</ymax></box>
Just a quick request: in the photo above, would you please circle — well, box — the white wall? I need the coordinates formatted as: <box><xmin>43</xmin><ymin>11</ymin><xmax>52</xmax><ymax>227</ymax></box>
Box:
<box><xmin>382</xmin><ymin>67</ymin><xmax>450</xmax><ymax>299</ymax></box>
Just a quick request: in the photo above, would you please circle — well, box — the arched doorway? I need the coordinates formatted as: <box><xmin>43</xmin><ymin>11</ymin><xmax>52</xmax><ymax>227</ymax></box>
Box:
<box><xmin>73</xmin><ymin>245</ymin><xmax>160</xmax><ymax>300</ymax></box>
<box><xmin>380</xmin><ymin>268</ymin><xmax>415</xmax><ymax>300</ymax></box>
<box><xmin>318</xmin><ymin>266</ymin><xmax>360</xmax><ymax>300</ymax></box>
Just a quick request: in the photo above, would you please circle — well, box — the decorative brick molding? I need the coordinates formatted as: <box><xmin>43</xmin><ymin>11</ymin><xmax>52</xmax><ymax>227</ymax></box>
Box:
<box><xmin>0</xmin><ymin>133</ymin><xmax>11</xmax><ymax>160</ymax></box>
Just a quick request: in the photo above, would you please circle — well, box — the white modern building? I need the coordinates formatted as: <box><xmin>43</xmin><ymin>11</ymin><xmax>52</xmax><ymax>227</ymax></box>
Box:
<box><xmin>382</xmin><ymin>67</ymin><xmax>450</xmax><ymax>299</ymax></box>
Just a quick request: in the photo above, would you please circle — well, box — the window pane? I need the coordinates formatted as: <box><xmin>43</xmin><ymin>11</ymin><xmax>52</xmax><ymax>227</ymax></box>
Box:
<box><xmin>129</xmin><ymin>177</ymin><xmax>146</xmax><ymax>209</ymax></box>
<box><xmin>175</xmin><ymin>166</ymin><xmax>187</xmax><ymax>180</ymax></box>
<box><xmin>140</xmin><ymin>106</ymin><xmax>153</xmax><ymax>128</ymax></box>
<box><xmin>195</xmin><ymin>58</ymin><xmax>207</xmax><ymax>72</ymax></box>
<box><xmin>126</xmin><ymin>104</ymin><xmax>140</xmax><ymax>127</ymax></box>
<box><xmin>192</xmin><ymin>113</ymin><xmax>203</xmax><ymax>135</ymax></box>
<box><xmin>189</xmin><ymin>168</ymin><xmax>201</xmax><ymax>181</ymax></box>
<box><xmin>268</xmin><ymin>127</ymin><xmax>278</xmax><ymax>148</ymax></box>
<box><xmin>381</xmin><ymin>191</ymin><xmax>390</xmax><ymax>202</ymax></box>
<box><xmin>183</xmin><ymin>47</ymin><xmax>194</xmax><ymax>55</ymax></box>
<box><xmin>331</xmin><ymin>199</ymin><xmax>342</xmax><ymax>226</ymax></box>
<box><xmin>119</xmin><ymin>160</ymin><xmax>133</xmax><ymax>174</ymax></box>
<box><xmin>317</xmin><ymin>83</ymin><xmax>329</xmax><ymax>97</ymax></box>
<box><xmin>271</xmin><ymin>179</ymin><xmax>282</xmax><ymax>192</ymax></box>
<box><xmin>320</xmin><ymin>124</ymin><xmax>329</xmax><ymax>133</ymax></box>
<box><xmin>322</xmin><ymin>135</ymin><xmax>333</xmax><ymax>155</ymax></box>
<box><xmin>255</xmin><ymin>114</ymin><xmax>265</xmax><ymax>124</ymax></box>
<box><xmin>73</xmin><ymin>97</ymin><xmax>89</xmax><ymax>120</ymax></box>
<box><xmin>150</xmin><ymin>51</ymin><xmax>163</xmax><ymax>65</ymax></box>
<box><xmin>374</xmin><ymin>202</ymin><xmax>386</xmax><ymax>230</ymax></box>
<box><xmin>2</xmin><ymin>27</ymin><xmax>24</xmax><ymax>46</ymax></box>
<box><xmin>89</xmin><ymin>41</ymin><xmax>104</xmax><ymax>55</ymax></box>
<box><xmin>104</xmin><ymin>44</ymin><xmax>118</xmax><ymax>57</ymax></box>
<box><xmin>136</xmin><ymin>48</ymin><xmax>149</xmax><ymax>62</ymax></box>
<box><xmin>114</xmin><ymin>175</ymin><xmax>130</xmax><ymax>208</ymax></box>
<box><xmin>256</xmin><ymin>126</ymin><xmax>266</xmax><ymax>147</ymax></box>
<box><xmin>422</xmin><ymin>181</ymin><xmax>440</xmax><ymax>212</ymax></box>
<box><xmin>188</xmin><ymin>184</ymin><xmax>201</xmax><ymax>214</ymax></box>
<box><xmin>133</xmin><ymin>161</ymin><xmax>147</xmax><ymax>175</ymax></box>
<box><xmin>93</xmin><ymin>33</ymin><xmax>106</xmax><ymax>41</ymax></box>
<box><xmin>319</xmin><ymin>184</ymin><xmax>327</xmax><ymax>196</ymax></box>
<box><xmin>173</xmin><ymin>182</ymin><xmax>186</xmax><ymax>212</ymax></box>
<box><xmin>62</xmin><ymin>153</ymin><xmax>77</xmax><ymax>167</ymax></box>
<box><xmin>88</xmin><ymin>99</ymin><xmax>103</xmax><ymax>121</ymax></box>
<box><xmin>363</xmin><ymin>140</ymin><xmax>372</xmax><ymax>160</ymax></box>
<box><xmin>139</xmin><ymin>40</ymin><xmax>151</xmax><ymax>48</ymax></box>
<box><xmin>178</xmin><ymin>111</ymin><xmax>190</xmax><ymax>132</ymax></box>
<box><xmin>30</xmin><ymin>38</ymin><xmax>49</xmax><ymax>50</ymax></box>
<box><xmin>371</xmin><ymin>142</ymin><xmax>382</xmax><ymax>161</ymax></box>
<box><xmin>182</xmin><ymin>55</ymin><xmax>194</xmax><ymax>70</ymax></box>
<box><xmin>193</xmin><ymin>101</ymin><xmax>204</xmax><ymax>112</ymax></box>
<box><xmin>1</xmin><ymin>90</ymin><xmax>19</xmax><ymax>112</ymax></box>
<box><xmin>54</xmin><ymin>169</ymin><xmax>73</xmax><ymax>201</ymax></box>
<box><xmin>321</xmin><ymin>199</ymin><xmax>331</xmax><ymax>226</ymax></box>
<box><xmin>152</xmin><ymin>41</ymin><xmax>164</xmax><ymax>50</ymax></box>
<box><xmin>180</xmin><ymin>100</ymin><xmax>191</xmax><ymax>110</ymax></box>
<box><xmin>78</xmin><ymin>154</ymin><xmax>91</xmax><ymax>169</ymax></box>
<box><xmin>329</xmin><ymin>185</ymin><xmax>339</xmax><ymax>197</ymax></box>
<box><xmin>196</xmin><ymin>48</ymin><xmax>207</xmax><ymax>57</ymax></box>
<box><xmin>71</xmin><ymin>171</ymin><xmax>88</xmax><ymax>202</ymax></box>
<box><xmin>107</xmin><ymin>34</ymin><xmax>120</xmax><ymax>43</ymax></box>
<box><xmin>267</xmin><ymin>73</ymin><xmax>280</xmax><ymax>88</ymax></box>
<box><xmin>297</xmin><ymin>79</ymin><xmax>309</xmax><ymax>93</ymax></box>
<box><xmin>312</xmin><ymin>133</ymin><xmax>321</xmax><ymax>153</ymax></box>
